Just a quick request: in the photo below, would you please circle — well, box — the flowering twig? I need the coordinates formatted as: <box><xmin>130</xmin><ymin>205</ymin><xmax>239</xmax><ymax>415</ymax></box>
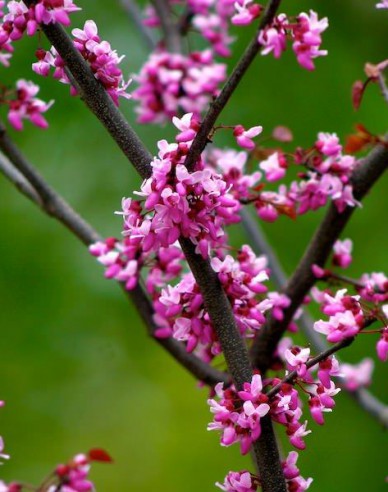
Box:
<box><xmin>250</xmin><ymin>138</ymin><xmax>388</xmax><ymax>372</ymax></box>
<box><xmin>22</xmin><ymin>1</ymin><xmax>153</xmax><ymax>179</ymax></box>
<box><xmin>266</xmin><ymin>337</ymin><xmax>355</xmax><ymax>399</ymax></box>
<box><xmin>120</xmin><ymin>0</ymin><xmax>156</xmax><ymax>50</ymax></box>
<box><xmin>0</xmin><ymin>125</ymin><xmax>229</xmax><ymax>387</ymax></box>
<box><xmin>184</xmin><ymin>0</ymin><xmax>283</xmax><ymax>172</ymax></box>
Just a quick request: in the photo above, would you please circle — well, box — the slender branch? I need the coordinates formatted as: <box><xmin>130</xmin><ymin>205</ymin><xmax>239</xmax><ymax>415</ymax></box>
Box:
<box><xmin>184</xmin><ymin>0</ymin><xmax>283</xmax><ymax>172</ymax></box>
<box><xmin>0</xmin><ymin>127</ymin><xmax>228</xmax><ymax>387</ymax></box>
<box><xmin>266</xmin><ymin>337</ymin><xmax>355</xmax><ymax>399</ymax></box>
<box><xmin>120</xmin><ymin>0</ymin><xmax>156</xmax><ymax>50</ymax></box>
<box><xmin>240</xmin><ymin>207</ymin><xmax>388</xmax><ymax>426</ymax></box>
<box><xmin>250</xmin><ymin>139</ymin><xmax>388</xmax><ymax>372</ymax></box>
<box><xmin>0</xmin><ymin>151</ymin><xmax>42</xmax><ymax>205</ymax></box>
<box><xmin>151</xmin><ymin>0</ymin><xmax>181</xmax><ymax>53</ymax></box>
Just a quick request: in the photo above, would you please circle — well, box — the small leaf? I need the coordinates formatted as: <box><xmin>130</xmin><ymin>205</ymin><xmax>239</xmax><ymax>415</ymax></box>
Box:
<box><xmin>88</xmin><ymin>448</ymin><xmax>113</xmax><ymax>463</ymax></box>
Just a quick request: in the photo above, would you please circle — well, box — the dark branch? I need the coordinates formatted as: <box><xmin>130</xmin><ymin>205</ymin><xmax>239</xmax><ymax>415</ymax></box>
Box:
<box><xmin>184</xmin><ymin>0</ymin><xmax>283</xmax><ymax>172</ymax></box>
<box><xmin>250</xmin><ymin>139</ymin><xmax>388</xmax><ymax>372</ymax></box>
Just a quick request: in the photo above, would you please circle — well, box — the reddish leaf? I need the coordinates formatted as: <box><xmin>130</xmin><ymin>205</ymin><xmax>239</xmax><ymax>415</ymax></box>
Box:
<box><xmin>344</xmin><ymin>134</ymin><xmax>367</xmax><ymax>154</ymax></box>
<box><xmin>88</xmin><ymin>448</ymin><xmax>113</xmax><ymax>463</ymax></box>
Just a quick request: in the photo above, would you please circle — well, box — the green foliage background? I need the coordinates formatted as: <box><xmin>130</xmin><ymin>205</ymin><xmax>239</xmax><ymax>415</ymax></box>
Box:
<box><xmin>0</xmin><ymin>1</ymin><xmax>387</xmax><ymax>490</ymax></box>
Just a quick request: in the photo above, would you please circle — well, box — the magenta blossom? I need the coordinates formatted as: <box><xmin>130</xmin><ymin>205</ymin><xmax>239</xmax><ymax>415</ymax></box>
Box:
<box><xmin>233</xmin><ymin>124</ymin><xmax>263</xmax><ymax>150</ymax></box>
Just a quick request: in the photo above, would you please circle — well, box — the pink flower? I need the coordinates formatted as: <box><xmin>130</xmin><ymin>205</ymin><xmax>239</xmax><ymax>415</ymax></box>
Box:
<box><xmin>377</xmin><ymin>328</ymin><xmax>388</xmax><ymax>361</ymax></box>
<box><xmin>259</xmin><ymin>152</ymin><xmax>287</xmax><ymax>182</ymax></box>
<box><xmin>216</xmin><ymin>471</ymin><xmax>257</xmax><ymax>492</ymax></box>
<box><xmin>284</xmin><ymin>347</ymin><xmax>310</xmax><ymax>377</ymax></box>
<box><xmin>340</xmin><ymin>358</ymin><xmax>374</xmax><ymax>391</ymax></box>
<box><xmin>258</xmin><ymin>16</ymin><xmax>287</xmax><ymax>58</ymax></box>
<box><xmin>231</xmin><ymin>1</ymin><xmax>261</xmax><ymax>26</ymax></box>
<box><xmin>316</xmin><ymin>132</ymin><xmax>342</xmax><ymax>157</ymax></box>
<box><xmin>332</xmin><ymin>239</ymin><xmax>353</xmax><ymax>269</ymax></box>
<box><xmin>292</xmin><ymin>11</ymin><xmax>328</xmax><ymax>71</ymax></box>
<box><xmin>314</xmin><ymin>310</ymin><xmax>361</xmax><ymax>343</ymax></box>
<box><xmin>233</xmin><ymin>125</ymin><xmax>263</xmax><ymax>150</ymax></box>
<box><xmin>376</xmin><ymin>1</ymin><xmax>388</xmax><ymax>8</ymax></box>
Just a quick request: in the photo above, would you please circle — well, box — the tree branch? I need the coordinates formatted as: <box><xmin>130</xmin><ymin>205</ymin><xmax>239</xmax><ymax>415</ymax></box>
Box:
<box><xmin>250</xmin><ymin>139</ymin><xmax>388</xmax><ymax>372</ymax></box>
<box><xmin>120</xmin><ymin>0</ymin><xmax>156</xmax><ymax>50</ymax></box>
<box><xmin>151</xmin><ymin>0</ymin><xmax>181</xmax><ymax>53</ymax></box>
<box><xmin>240</xmin><ymin>207</ymin><xmax>388</xmax><ymax>426</ymax></box>
<box><xmin>23</xmin><ymin>10</ymin><xmax>287</xmax><ymax>488</ymax></box>
<box><xmin>0</xmin><ymin>126</ymin><xmax>228</xmax><ymax>387</ymax></box>
<box><xmin>183</xmin><ymin>0</ymin><xmax>283</xmax><ymax>172</ymax></box>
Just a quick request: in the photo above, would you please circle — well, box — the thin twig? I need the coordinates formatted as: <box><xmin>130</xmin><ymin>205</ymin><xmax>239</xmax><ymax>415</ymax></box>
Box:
<box><xmin>0</xmin><ymin>126</ymin><xmax>228</xmax><ymax>387</ymax></box>
<box><xmin>250</xmin><ymin>139</ymin><xmax>388</xmax><ymax>372</ymax></box>
<box><xmin>240</xmin><ymin>207</ymin><xmax>388</xmax><ymax>427</ymax></box>
<box><xmin>184</xmin><ymin>0</ymin><xmax>283</xmax><ymax>172</ymax></box>
<box><xmin>120</xmin><ymin>0</ymin><xmax>156</xmax><ymax>50</ymax></box>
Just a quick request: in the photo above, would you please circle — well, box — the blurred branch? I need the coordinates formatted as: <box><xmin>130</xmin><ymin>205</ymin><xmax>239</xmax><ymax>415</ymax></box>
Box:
<box><xmin>151</xmin><ymin>0</ymin><xmax>181</xmax><ymax>52</ymax></box>
<box><xmin>0</xmin><ymin>150</ymin><xmax>42</xmax><ymax>205</ymax></box>
<box><xmin>120</xmin><ymin>0</ymin><xmax>156</xmax><ymax>50</ymax></box>
<box><xmin>378</xmin><ymin>72</ymin><xmax>388</xmax><ymax>105</ymax></box>
<box><xmin>250</xmin><ymin>139</ymin><xmax>388</xmax><ymax>372</ymax></box>
<box><xmin>184</xmin><ymin>0</ymin><xmax>283</xmax><ymax>172</ymax></box>
<box><xmin>0</xmin><ymin>125</ymin><xmax>228</xmax><ymax>387</ymax></box>
<box><xmin>241</xmin><ymin>207</ymin><xmax>388</xmax><ymax>426</ymax></box>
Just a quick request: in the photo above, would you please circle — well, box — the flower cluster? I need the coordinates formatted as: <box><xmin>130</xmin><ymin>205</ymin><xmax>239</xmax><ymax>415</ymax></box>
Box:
<box><xmin>208</xmin><ymin>375</ymin><xmax>270</xmax><ymax>455</ymax></box>
<box><xmin>231</xmin><ymin>1</ymin><xmax>262</xmax><ymax>27</ymax></box>
<box><xmin>3</xmin><ymin>79</ymin><xmax>53</xmax><ymax>130</ymax></box>
<box><xmin>132</xmin><ymin>50</ymin><xmax>226</xmax><ymax>123</ymax></box>
<box><xmin>313</xmin><ymin>289</ymin><xmax>364</xmax><ymax>343</ymax></box>
<box><xmin>258</xmin><ymin>10</ymin><xmax>328</xmax><ymax>71</ymax></box>
<box><xmin>0</xmin><ymin>0</ymin><xmax>80</xmax><ymax>65</ymax></box>
<box><xmin>33</xmin><ymin>20</ymin><xmax>131</xmax><ymax>105</ymax></box>
<box><xmin>217</xmin><ymin>451</ymin><xmax>313</xmax><ymax>492</ymax></box>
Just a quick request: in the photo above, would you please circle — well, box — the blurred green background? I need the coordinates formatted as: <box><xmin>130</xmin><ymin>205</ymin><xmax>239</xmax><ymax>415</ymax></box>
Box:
<box><xmin>0</xmin><ymin>0</ymin><xmax>387</xmax><ymax>490</ymax></box>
